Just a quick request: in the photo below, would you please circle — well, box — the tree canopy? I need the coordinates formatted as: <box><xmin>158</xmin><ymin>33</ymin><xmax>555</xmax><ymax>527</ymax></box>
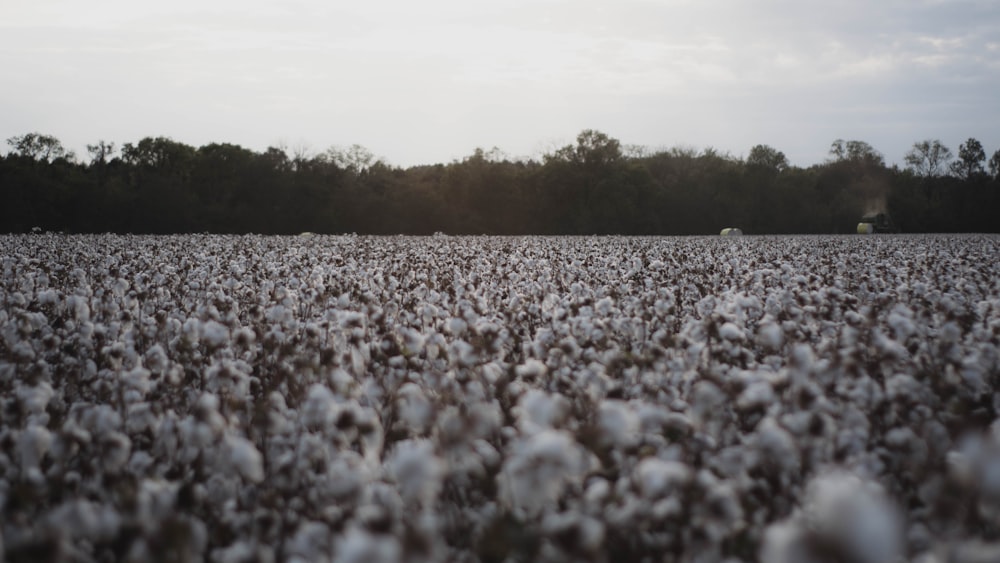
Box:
<box><xmin>2</xmin><ymin>131</ymin><xmax>998</xmax><ymax>235</ymax></box>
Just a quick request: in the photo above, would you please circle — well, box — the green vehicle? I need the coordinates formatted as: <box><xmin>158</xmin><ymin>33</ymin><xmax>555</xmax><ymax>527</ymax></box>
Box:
<box><xmin>857</xmin><ymin>212</ymin><xmax>897</xmax><ymax>234</ymax></box>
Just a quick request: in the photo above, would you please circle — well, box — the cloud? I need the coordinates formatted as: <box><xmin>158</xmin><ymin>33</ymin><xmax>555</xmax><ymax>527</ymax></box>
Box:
<box><xmin>1</xmin><ymin>0</ymin><xmax>998</xmax><ymax>166</ymax></box>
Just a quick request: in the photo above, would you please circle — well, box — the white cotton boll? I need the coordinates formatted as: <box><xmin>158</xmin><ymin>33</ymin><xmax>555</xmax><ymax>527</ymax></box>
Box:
<box><xmin>499</xmin><ymin>430</ymin><xmax>592</xmax><ymax>517</ymax></box>
<box><xmin>737</xmin><ymin>380</ymin><xmax>776</xmax><ymax>413</ymax></box>
<box><xmin>44</xmin><ymin>500</ymin><xmax>121</xmax><ymax>542</ymax></box>
<box><xmin>446</xmin><ymin>317</ymin><xmax>468</xmax><ymax>336</ymax></box>
<box><xmin>126</xmin><ymin>402</ymin><xmax>159</xmax><ymax>435</ymax></box>
<box><xmin>212</xmin><ymin>541</ymin><xmax>268</xmax><ymax>563</ymax></box>
<box><xmin>595</xmin><ymin>296</ymin><xmax>615</xmax><ymax>316</ymax></box>
<box><xmin>17</xmin><ymin>380</ymin><xmax>54</xmax><ymax>417</ymax></box>
<box><xmin>137</xmin><ymin>479</ymin><xmax>179</xmax><ymax>531</ymax></box>
<box><xmin>144</xmin><ymin>344</ymin><xmax>169</xmax><ymax>373</ymax></box>
<box><xmin>718</xmin><ymin>322</ymin><xmax>744</xmax><ymax>341</ymax></box>
<box><xmin>397</xmin><ymin>383</ymin><xmax>433</xmax><ymax>433</ymax></box>
<box><xmin>182</xmin><ymin>317</ymin><xmax>201</xmax><ymax>347</ymax></box>
<box><xmin>760</xmin><ymin>520</ymin><xmax>822</xmax><ymax>563</ymax></box>
<box><xmin>202</xmin><ymin>320</ymin><xmax>230</xmax><ymax>349</ymax></box>
<box><xmin>635</xmin><ymin>458</ymin><xmax>692</xmax><ymax>498</ymax></box>
<box><xmin>887</xmin><ymin>305</ymin><xmax>916</xmax><ymax>340</ymax></box>
<box><xmin>753</xmin><ymin>417</ymin><xmax>800</xmax><ymax>473</ymax></box>
<box><xmin>68</xmin><ymin>294</ymin><xmax>90</xmax><ymax>321</ymax></box>
<box><xmin>516</xmin><ymin>389</ymin><xmax>569</xmax><ymax>433</ymax></box>
<box><xmin>515</xmin><ymin>359</ymin><xmax>548</xmax><ymax>379</ymax></box>
<box><xmin>396</xmin><ymin>326</ymin><xmax>425</xmax><ymax>356</ymax></box>
<box><xmin>802</xmin><ymin>471</ymin><xmax>902</xmax><ymax>563</ymax></box>
<box><xmin>285</xmin><ymin>521</ymin><xmax>333</xmax><ymax>562</ymax></box>
<box><xmin>757</xmin><ymin>321</ymin><xmax>784</xmax><ymax>351</ymax></box>
<box><xmin>101</xmin><ymin>431</ymin><xmax>132</xmax><ymax>473</ymax></box>
<box><xmin>385</xmin><ymin>439</ymin><xmax>444</xmax><ymax>506</ymax></box>
<box><xmin>447</xmin><ymin>339</ymin><xmax>477</xmax><ymax>368</ymax></box>
<box><xmin>302</xmin><ymin>384</ymin><xmax>338</xmax><ymax>430</ymax></box>
<box><xmin>224</xmin><ymin>434</ymin><xmax>265</xmax><ymax>483</ymax></box>
<box><xmin>596</xmin><ymin>400</ymin><xmax>639</xmax><ymax>448</ymax></box>
<box><xmin>123</xmin><ymin>366</ymin><xmax>151</xmax><ymax>400</ymax></box>
<box><xmin>585</xmin><ymin>478</ymin><xmax>611</xmax><ymax>506</ymax></box>
<box><xmin>334</xmin><ymin>527</ymin><xmax>400</xmax><ymax>563</ymax></box>
<box><xmin>18</xmin><ymin>424</ymin><xmax>52</xmax><ymax>470</ymax></box>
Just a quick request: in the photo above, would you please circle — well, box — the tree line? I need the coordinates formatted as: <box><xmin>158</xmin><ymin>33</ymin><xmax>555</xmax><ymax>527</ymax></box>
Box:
<box><xmin>2</xmin><ymin>130</ymin><xmax>998</xmax><ymax>235</ymax></box>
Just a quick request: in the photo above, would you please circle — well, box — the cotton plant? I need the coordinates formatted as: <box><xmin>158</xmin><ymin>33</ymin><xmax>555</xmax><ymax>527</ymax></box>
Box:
<box><xmin>0</xmin><ymin>233</ymin><xmax>999</xmax><ymax>560</ymax></box>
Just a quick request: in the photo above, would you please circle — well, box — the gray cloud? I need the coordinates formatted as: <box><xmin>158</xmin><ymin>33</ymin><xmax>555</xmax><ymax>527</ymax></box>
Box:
<box><xmin>1</xmin><ymin>0</ymin><xmax>998</xmax><ymax>166</ymax></box>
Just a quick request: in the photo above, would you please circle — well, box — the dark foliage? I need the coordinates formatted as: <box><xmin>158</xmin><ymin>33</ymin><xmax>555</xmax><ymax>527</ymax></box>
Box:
<box><xmin>2</xmin><ymin>130</ymin><xmax>998</xmax><ymax>234</ymax></box>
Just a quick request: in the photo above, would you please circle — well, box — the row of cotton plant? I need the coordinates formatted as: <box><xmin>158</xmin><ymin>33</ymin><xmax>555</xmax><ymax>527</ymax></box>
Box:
<box><xmin>0</xmin><ymin>233</ymin><xmax>998</xmax><ymax>562</ymax></box>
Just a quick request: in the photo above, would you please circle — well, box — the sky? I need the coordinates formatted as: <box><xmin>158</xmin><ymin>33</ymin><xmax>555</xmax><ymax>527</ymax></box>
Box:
<box><xmin>2</xmin><ymin>0</ymin><xmax>999</xmax><ymax>168</ymax></box>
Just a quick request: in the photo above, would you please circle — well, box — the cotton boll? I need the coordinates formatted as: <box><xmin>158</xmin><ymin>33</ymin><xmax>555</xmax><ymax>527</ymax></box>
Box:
<box><xmin>396</xmin><ymin>383</ymin><xmax>434</xmax><ymax>434</ymax></box>
<box><xmin>887</xmin><ymin>305</ymin><xmax>916</xmax><ymax>341</ymax></box>
<box><xmin>596</xmin><ymin>400</ymin><xmax>639</xmax><ymax>448</ymax></box>
<box><xmin>224</xmin><ymin>434</ymin><xmax>265</xmax><ymax>483</ymax></box>
<box><xmin>516</xmin><ymin>389</ymin><xmax>569</xmax><ymax>434</ymax></box>
<box><xmin>100</xmin><ymin>431</ymin><xmax>132</xmax><ymax>473</ymax></box>
<box><xmin>756</xmin><ymin>321</ymin><xmax>784</xmax><ymax>352</ymax></box>
<box><xmin>447</xmin><ymin>339</ymin><xmax>476</xmax><ymax>368</ymax></box>
<box><xmin>201</xmin><ymin>320</ymin><xmax>230</xmax><ymax>349</ymax></box>
<box><xmin>385</xmin><ymin>439</ymin><xmax>443</xmax><ymax>507</ymax></box>
<box><xmin>736</xmin><ymin>380</ymin><xmax>776</xmax><ymax>414</ymax></box>
<box><xmin>634</xmin><ymin>458</ymin><xmax>692</xmax><ymax>498</ymax></box>
<box><xmin>181</xmin><ymin>317</ymin><xmax>201</xmax><ymax>348</ymax></box>
<box><xmin>284</xmin><ymin>521</ymin><xmax>333</xmax><ymax>562</ymax></box>
<box><xmin>753</xmin><ymin>416</ymin><xmax>799</xmax><ymax>466</ymax></box>
<box><xmin>802</xmin><ymin>471</ymin><xmax>902</xmax><ymax>563</ymax></box>
<box><xmin>718</xmin><ymin>322</ymin><xmax>744</xmax><ymax>342</ymax></box>
<box><xmin>760</xmin><ymin>520</ymin><xmax>822</xmax><ymax>563</ymax></box>
<box><xmin>44</xmin><ymin>500</ymin><xmax>121</xmax><ymax>543</ymax></box>
<box><xmin>18</xmin><ymin>424</ymin><xmax>52</xmax><ymax>471</ymax></box>
<box><xmin>333</xmin><ymin>527</ymin><xmax>400</xmax><ymax>563</ymax></box>
<box><xmin>302</xmin><ymin>384</ymin><xmax>338</xmax><ymax>430</ymax></box>
<box><xmin>445</xmin><ymin>317</ymin><xmax>468</xmax><ymax>336</ymax></box>
<box><xmin>515</xmin><ymin>359</ymin><xmax>548</xmax><ymax>380</ymax></box>
<box><xmin>499</xmin><ymin>430</ymin><xmax>593</xmax><ymax>518</ymax></box>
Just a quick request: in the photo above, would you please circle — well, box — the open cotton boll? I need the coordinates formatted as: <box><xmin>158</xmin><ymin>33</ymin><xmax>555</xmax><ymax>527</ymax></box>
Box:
<box><xmin>802</xmin><ymin>471</ymin><xmax>902</xmax><ymax>563</ymax></box>
<box><xmin>334</xmin><ymin>527</ymin><xmax>401</xmax><ymax>563</ymax></box>
<box><xmin>634</xmin><ymin>458</ymin><xmax>692</xmax><ymax>498</ymax></box>
<box><xmin>515</xmin><ymin>389</ymin><xmax>569</xmax><ymax>433</ymax></box>
<box><xmin>760</xmin><ymin>520</ymin><xmax>823</xmax><ymax>563</ymax></box>
<box><xmin>498</xmin><ymin>430</ymin><xmax>593</xmax><ymax>518</ymax></box>
<box><xmin>201</xmin><ymin>320</ymin><xmax>230</xmax><ymax>349</ymax></box>
<box><xmin>44</xmin><ymin>500</ymin><xmax>121</xmax><ymax>543</ymax></box>
<box><xmin>736</xmin><ymin>380</ymin><xmax>776</xmax><ymax>413</ymax></box>
<box><xmin>756</xmin><ymin>321</ymin><xmax>784</xmax><ymax>352</ymax></box>
<box><xmin>302</xmin><ymin>384</ymin><xmax>338</xmax><ymax>430</ymax></box>
<box><xmin>385</xmin><ymin>439</ymin><xmax>444</xmax><ymax>506</ymax></box>
<box><xmin>596</xmin><ymin>400</ymin><xmax>640</xmax><ymax>448</ymax></box>
<box><xmin>396</xmin><ymin>383</ymin><xmax>434</xmax><ymax>433</ymax></box>
<box><xmin>18</xmin><ymin>424</ymin><xmax>52</xmax><ymax>471</ymax></box>
<box><xmin>718</xmin><ymin>322</ymin><xmax>744</xmax><ymax>342</ymax></box>
<box><xmin>515</xmin><ymin>359</ymin><xmax>548</xmax><ymax>380</ymax></box>
<box><xmin>224</xmin><ymin>434</ymin><xmax>265</xmax><ymax>483</ymax></box>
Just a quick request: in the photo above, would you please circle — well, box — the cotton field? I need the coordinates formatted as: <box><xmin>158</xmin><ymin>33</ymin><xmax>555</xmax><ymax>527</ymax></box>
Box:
<box><xmin>1</xmin><ymin>233</ymin><xmax>999</xmax><ymax>563</ymax></box>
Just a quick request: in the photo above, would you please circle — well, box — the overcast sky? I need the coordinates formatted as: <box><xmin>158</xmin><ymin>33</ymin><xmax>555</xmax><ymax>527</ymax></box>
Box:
<box><xmin>2</xmin><ymin>0</ymin><xmax>998</xmax><ymax>168</ymax></box>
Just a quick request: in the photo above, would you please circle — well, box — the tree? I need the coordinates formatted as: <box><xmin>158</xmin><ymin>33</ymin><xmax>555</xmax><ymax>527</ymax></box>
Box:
<box><xmin>87</xmin><ymin>141</ymin><xmax>116</xmax><ymax>165</ymax></box>
<box><xmin>829</xmin><ymin>139</ymin><xmax>884</xmax><ymax>167</ymax></box>
<box><xmin>950</xmin><ymin>138</ymin><xmax>986</xmax><ymax>179</ymax></box>
<box><xmin>549</xmin><ymin>129</ymin><xmax>623</xmax><ymax>166</ymax></box>
<box><xmin>746</xmin><ymin>144</ymin><xmax>788</xmax><ymax>172</ymax></box>
<box><xmin>326</xmin><ymin>144</ymin><xmax>376</xmax><ymax>174</ymax></box>
<box><xmin>990</xmin><ymin>149</ymin><xmax>1000</xmax><ymax>180</ymax></box>
<box><xmin>6</xmin><ymin>132</ymin><xmax>69</xmax><ymax>162</ymax></box>
<box><xmin>904</xmin><ymin>139</ymin><xmax>952</xmax><ymax>178</ymax></box>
